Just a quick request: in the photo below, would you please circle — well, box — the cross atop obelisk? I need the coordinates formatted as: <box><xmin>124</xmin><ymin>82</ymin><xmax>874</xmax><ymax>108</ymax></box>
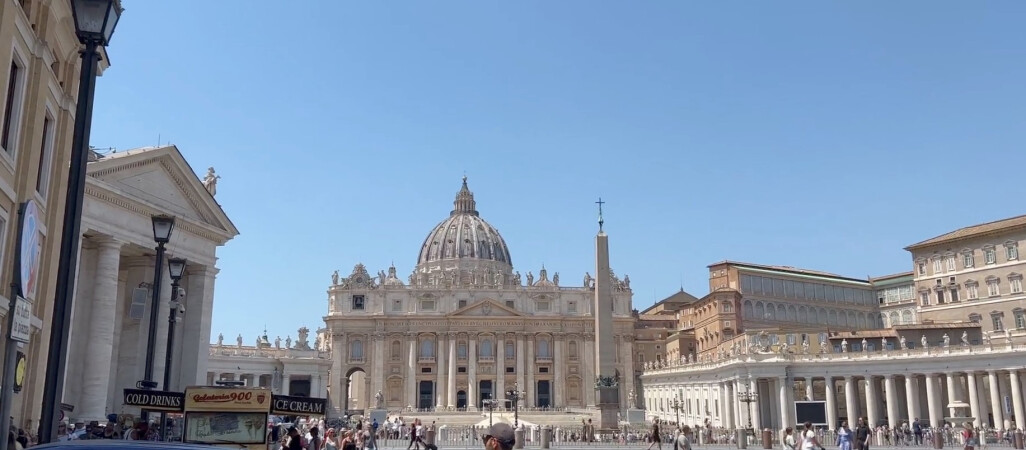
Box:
<box><xmin>596</xmin><ymin>197</ymin><xmax>605</xmax><ymax>232</ymax></box>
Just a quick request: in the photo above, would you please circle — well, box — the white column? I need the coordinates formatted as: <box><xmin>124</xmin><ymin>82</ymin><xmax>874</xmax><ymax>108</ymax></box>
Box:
<box><xmin>925</xmin><ymin>374</ymin><xmax>940</xmax><ymax>428</ymax></box>
<box><xmin>988</xmin><ymin>371</ymin><xmax>1004</xmax><ymax>429</ymax></box>
<box><xmin>946</xmin><ymin>372</ymin><xmax>959</xmax><ymax>418</ymax></box>
<box><xmin>1010</xmin><ymin>370</ymin><xmax>1026</xmax><ymax>430</ymax></box>
<box><xmin>436</xmin><ymin>334</ymin><xmax>447</xmax><ymax>409</ymax></box>
<box><xmin>778</xmin><ymin>377</ymin><xmax>791</xmax><ymax>429</ymax></box>
<box><xmin>967</xmin><ymin>372</ymin><xmax>982</xmax><ymax>428</ymax></box>
<box><xmin>884</xmin><ymin>375</ymin><xmax>899</xmax><ymax>428</ymax></box>
<box><xmin>750</xmin><ymin>378</ymin><xmax>761</xmax><ymax>430</ymax></box>
<box><xmin>180</xmin><ymin>265</ymin><xmax>219</xmax><ymax>386</ymax></box>
<box><xmin>844</xmin><ymin>376</ymin><xmax>858</xmax><ymax>423</ymax></box>
<box><xmin>406</xmin><ymin>334</ymin><xmax>417</xmax><ymax>408</ymax></box>
<box><xmin>806</xmin><ymin>379</ymin><xmax>815</xmax><ymax>401</ymax></box>
<box><xmin>516</xmin><ymin>334</ymin><xmax>526</xmax><ymax>402</ymax></box>
<box><xmin>725</xmin><ymin>382</ymin><xmax>735</xmax><ymax>429</ymax></box>
<box><xmin>553</xmin><ymin>334</ymin><xmax>564</xmax><ymax>407</ymax></box>
<box><xmin>865</xmin><ymin>377</ymin><xmax>880</xmax><ymax>428</ymax></box>
<box><xmin>525</xmin><ymin>336</ymin><xmax>535</xmax><ymax>407</ymax></box>
<box><xmin>621</xmin><ymin>336</ymin><xmax>636</xmax><ymax>410</ymax></box>
<box><xmin>447</xmin><ymin>333</ymin><xmax>457</xmax><ymax>408</ymax></box>
<box><xmin>372</xmin><ymin>334</ymin><xmax>385</xmax><ymax>406</ymax></box>
<box><xmin>80</xmin><ymin>237</ymin><xmax>123</xmax><ymax>421</ymax></box>
<box><xmin>468</xmin><ymin>337</ymin><xmax>478</xmax><ymax>411</ymax></box>
<box><xmin>496</xmin><ymin>335</ymin><xmax>505</xmax><ymax>406</ymax></box>
<box><xmin>825</xmin><ymin>377</ymin><xmax>838</xmax><ymax>429</ymax></box>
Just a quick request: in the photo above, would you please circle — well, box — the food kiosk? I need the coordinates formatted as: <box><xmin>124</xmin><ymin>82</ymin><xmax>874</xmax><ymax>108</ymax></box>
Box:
<box><xmin>183</xmin><ymin>386</ymin><xmax>271</xmax><ymax>447</ymax></box>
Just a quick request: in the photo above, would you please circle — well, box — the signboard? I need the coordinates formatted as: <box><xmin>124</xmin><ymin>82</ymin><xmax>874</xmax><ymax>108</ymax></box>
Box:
<box><xmin>184</xmin><ymin>411</ymin><xmax>266</xmax><ymax>445</ymax></box>
<box><xmin>184</xmin><ymin>386</ymin><xmax>271</xmax><ymax>412</ymax></box>
<box><xmin>13</xmin><ymin>352</ymin><xmax>26</xmax><ymax>393</ymax></box>
<box><xmin>10</xmin><ymin>297</ymin><xmax>32</xmax><ymax>343</ymax></box>
<box><xmin>17</xmin><ymin>200</ymin><xmax>42</xmax><ymax>301</ymax></box>
<box><xmin>123</xmin><ymin>389</ymin><xmax>185</xmax><ymax>412</ymax></box>
<box><xmin>271</xmin><ymin>395</ymin><xmax>327</xmax><ymax>416</ymax></box>
<box><xmin>794</xmin><ymin>401</ymin><xmax>828</xmax><ymax>426</ymax></box>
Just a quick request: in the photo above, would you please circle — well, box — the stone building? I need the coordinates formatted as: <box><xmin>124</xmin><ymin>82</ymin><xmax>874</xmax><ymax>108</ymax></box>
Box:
<box><xmin>63</xmin><ymin>146</ymin><xmax>237</xmax><ymax>422</ymax></box>
<box><xmin>0</xmin><ymin>0</ymin><xmax>116</xmax><ymax>429</ymax></box>
<box><xmin>323</xmin><ymin>178</ymin><xmax>637</xmax><ymax>415</ymax></box>
<box><xmin>206</xmin><ymin>328</ymin><xmax>331</xmax><ymax>399</ymax></box>
<box><xmin>873</xmin><ymin>271</ymin><xmax>917</xmax><ymax>327</ymax></box>
<box><xmin>906</xmin><ymin>214</ymin><xmax>1026</xmax><ymax>330</ymax></box>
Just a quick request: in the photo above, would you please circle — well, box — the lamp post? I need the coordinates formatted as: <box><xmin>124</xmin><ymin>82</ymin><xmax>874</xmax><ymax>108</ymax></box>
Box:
<box><xmin>38</xmin><ymin>0</ymin><xmax>121</xmax><ymax>443</ymax></box>
<box><xmin>506</xmin><ymin>382</ymin><xmax>525</xmax><ymax>429</ymax></box>
<box><xmin>159</xmin><ymin>257</ymin><xmax>186</xmax><ymax>440</ymax></box>
<box><xmin>670</xmin><ymin>397</ymin><xmax>684</xmax><ymax>426</ymax></box>
<box><xmin>738</xmin><ymin>384</ymin><xmax>758</xmax><ymax>432</ymax></box>
<box><xmin>140</xmin><ymin>215</ymin><xmax>175</xmax><ymax>422</ymax></box>
<box><xmin>484</xmin><ymin>399</ymin><xmax>495</xmax><ymax>427</ymax></box>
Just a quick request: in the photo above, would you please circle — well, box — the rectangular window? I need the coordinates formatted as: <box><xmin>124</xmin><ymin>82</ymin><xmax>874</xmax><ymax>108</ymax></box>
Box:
<box><xmin>920</xmin><ymin>292</ymin><xmax>930</xmax><ymax>306</ymax></box>
<box><xmin>568</xmin><ymin>301</ymin><xmax>577</xmax><ymax>313</ymax></box>
<box><xmin>741</xmin><ymin>275</ymin><xmax>752</xmax><ymax>293</ymax></box>
<box><xmin>784</xmin><ymin>281</ymin><xmax>793</xmax><ymax>298</ymax></box>
<box><xmin>945</xmin><ymin>256</ymin><xmax>956</xmax><ymax>272</ymax></box>
<box><xmin>505</xmin><ymin>300</ymin><xmax>515</xmax><ymax>309</ymax></box>
<box><xmin>458</xmin><ymin>299</ymin><xmax>467</xmax><ymax>309</ymax></box>
<box><xmin>963</xmin><ymin>253</ymin><xmax>974</xmax><ymax>268</ymax></box>
<box><xmin>536</xmin><ymin>301</ymin><xmax>550</xmax><ymax>311</ymax></box>
<box><xmin>352</xmin><ymin>295</ymin><xmax>365</xmax><ymax>310</ymax></box>
<box><xmin>1008</xmin><ymin>245</ymin><xmax>1019</xmax><ymax>261</ymax></box>
<box><xmin>992</xmin><ymin>315</ymin><xmax>1004</xmax><ymax>332</ymax></box>
<box><xmin>936</xmin><ymin>290</ymin><xmax>945</xmax><ymax>304</ymax></box>
<box><xmin>949</xmin><ymin>288</ymin><xmax>959</xmax><ymax>302</ymax></box>
<box><xmin>967</xmin><ymin>284</ymin><xmax>979</xmax><ymax>300</ymax></box>
<box><xmin>933</xmin><ymin>259</ymin><xmax>943</xmax><ymax>273</ymax></box>
<box><xmin>794</xmin><ymin>281</ymin><xmax>805</xmax><ymax>299</ymax></box>
<box><xmin>457</xmin><ymin>366</ymin><xmax>467</xmax><ymax>373</ymax></box>
<box><xmin>815</xmin><ymin>284</ymin><xmax>825</xmax><ymax>300</ymax></box>
<box><xmin>35</xmin><ymin>115</ymin><xmax>55</xmax><ymax>197</ymax></box>
<box><xmin>1016</xmin><ymin>312</ymin><xmax>1026</xmax><ymax>330</ymax></box>
<box><xmin>773</xmin><ymin>279</ymin><xmax>785</xmax><ymax>297</ymax></box>
<box><xmin>420</xmin><ymin>300</ymin><xmax>435</xmax><ymax>311</ymax></box>
<box><xmin>985</xmin><ymin>249</ymin><xmax>997</xmax><ymax>264</ymax></box>
<box><xmin>457</xmin><ymin>342</ymin><xmax>467</xmax><ymax>359</ymax></box>
<box><xmin>2</xmin><ymin>61</ymin><xmax>24</xmax><ymax>154</ymax></box>
<box><xmin>988</xmin><ymin>281</ymin><xmax>1000</xmax><ymax>297</ymax></box>
<box><xmin>917</xmin><ymin>262</ymin><xmax>926</xmax><ymax>275</ymax></box>
<box><xmin>1012</xmin><ymin>278</ymin><xmax>1023</xmax><ymax>294</ymax></box>
<box><xmin>392</xmin><ymin>299</ymin><xmax>402</xmax><ymax>311</ymax></box>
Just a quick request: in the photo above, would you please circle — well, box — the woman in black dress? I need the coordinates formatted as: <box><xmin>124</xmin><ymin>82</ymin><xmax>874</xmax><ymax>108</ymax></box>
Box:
<box><xmin>647</xmin><ymin>420</ymin><xmax>663</xmax><ymax>450</ymax></box>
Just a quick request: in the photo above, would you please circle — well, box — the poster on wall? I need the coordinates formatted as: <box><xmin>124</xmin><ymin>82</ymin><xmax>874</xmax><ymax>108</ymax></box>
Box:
<box><xmin>184</xmin><ymin>412</ymin><xmax>267</xmax><ymax>445</ymax></box>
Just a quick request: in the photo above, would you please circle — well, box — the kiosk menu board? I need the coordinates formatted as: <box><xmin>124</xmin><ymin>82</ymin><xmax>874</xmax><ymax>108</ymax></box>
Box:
<box><xmin>183</xmin><ymin>386</ymin><xmax>270</xmax><ymax>446</ymax></box>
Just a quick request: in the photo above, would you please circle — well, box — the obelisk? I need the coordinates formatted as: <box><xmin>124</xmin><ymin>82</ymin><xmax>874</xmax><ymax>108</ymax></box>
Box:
<box><xmin>593</xmin><ymin>198</ymin><xmax>620</xmax><ymax>430</ymax></box>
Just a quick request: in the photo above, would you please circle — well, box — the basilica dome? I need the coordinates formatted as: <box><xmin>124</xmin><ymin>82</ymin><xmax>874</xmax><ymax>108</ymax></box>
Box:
<box><xmin>416</xmin><ymin>177</ymin><xmax>513</xmax><ymax>274</ymax></box>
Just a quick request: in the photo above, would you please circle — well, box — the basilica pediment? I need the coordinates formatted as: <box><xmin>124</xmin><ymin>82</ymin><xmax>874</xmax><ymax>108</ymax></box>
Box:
<box><xmin>86</xmin><ymin>146</ymin><xmax>239</xmax><ymax>242</ymax></box>
<box><xmin>448</xmin><ymin>299</ymin><xmax>523</xmax><ymax>317</ymax></box>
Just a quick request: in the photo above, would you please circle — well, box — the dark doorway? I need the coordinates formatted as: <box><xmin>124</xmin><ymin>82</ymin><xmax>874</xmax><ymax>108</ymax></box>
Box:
<box><xmin>479</xmin><ymin>380</ymin><xmax>493</xmax><ymax>409</ymax></box>
<box><xmin>457</xmin><ymin>390</ymin><xmax>467</xmax><ymax>409</ymax></box>
<box><xmin>418</xmin><ymin>381</ymin><xmax>434</xmax><ymax>410</ymax></box>
<box><xmin>536</xmin><ymin>380</ymin><xmax>551</xmax><ymax>408</ymax></box>
<box><xmin>289</xmin><ymin>379</ymin><xmax>311</xmax><ymax>397</ymax></box>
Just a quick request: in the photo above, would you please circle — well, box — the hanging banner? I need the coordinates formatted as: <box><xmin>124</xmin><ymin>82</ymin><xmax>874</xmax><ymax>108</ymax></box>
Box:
<box><xmin>17</xmin><ymin>200</ymin><xmax>42</xmax><ymax>301</ymax></box>
<box><xmin>271</xmin><ymin>395</ymin><xmax>327</xmax><ymax>416</ymax></box>
<box><xmin>123</xmin><ymin>389</ymin><xmax>185</xmax><ymax>412</ymax></box>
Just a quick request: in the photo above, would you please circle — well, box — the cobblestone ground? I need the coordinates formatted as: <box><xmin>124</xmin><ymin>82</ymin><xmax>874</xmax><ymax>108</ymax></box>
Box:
<box><xmin>372</xmin><ymin>441</ymin><xmax>1018</xmax><ymax>450</ymax></box>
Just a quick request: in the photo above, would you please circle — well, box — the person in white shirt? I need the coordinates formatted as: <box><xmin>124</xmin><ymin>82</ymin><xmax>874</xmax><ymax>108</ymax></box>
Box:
<box><xmin>784</xmin><ymin>427</ymin><xmax>797</xmax><ymax>450</ymax></box>
<box><xmin>800</xmin><ymin>422</ymin><xmax>821</xmax><ymax>450</ymax></box>
<box><xmin>675</xmin><ymin>426</ymin><xmax>693</xmax><ymax>450</ymax></box>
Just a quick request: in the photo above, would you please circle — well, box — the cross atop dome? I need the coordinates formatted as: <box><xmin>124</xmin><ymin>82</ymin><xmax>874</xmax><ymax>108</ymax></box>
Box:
<box><xmin>452</xmin><ymin>175</ymin><xmax>478</xmax><ymax>216</ymax></box>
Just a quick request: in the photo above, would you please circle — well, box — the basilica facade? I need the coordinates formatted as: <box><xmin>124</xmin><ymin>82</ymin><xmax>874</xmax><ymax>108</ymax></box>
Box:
<box><xmin>324</xmin><ymin>178</ymin><xmax>637</xmax><ymax>415</ymax></box>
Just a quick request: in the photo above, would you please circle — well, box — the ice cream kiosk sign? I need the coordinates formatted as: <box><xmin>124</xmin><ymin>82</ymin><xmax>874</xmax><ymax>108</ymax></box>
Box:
<box><xmin>183</xmin><ymin>386</ymin><xmax>269</xmax><ymax>446</ymax></box>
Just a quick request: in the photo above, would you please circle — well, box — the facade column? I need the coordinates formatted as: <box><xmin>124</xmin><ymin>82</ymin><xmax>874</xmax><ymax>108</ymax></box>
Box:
<box><xmin>724</xmin><ymin>382</ymin><xmax>735</xmax><ymax>429</ymax></box>
<box><xmin>806</xmin><ymin>379</ymin><xmax>815</xmax><ymax>401</ymax></box>
<box><xmin>468</xmin><ymin>337</ymin><xmax>477</xmax><ymax>411</ymax></box>
<box><xmin>946</xmin><ymin>372</ymin><xmax>959</xmax><ymax>418</ymax></box>
<box><xmin>1010</xmin><ymin>370</ymin><xmax>1026</xmax><ymax>430</ymax></box>
<box><xmin>825</xmin><ymin>377</ymin><xmax>838</xmax><ymax>429</ymax></box>
<box><xmin>925</xmin><ymin>374</ymin><xmax>940</xmax><ymax>428</ymax></box>
<box><xmin>865</xmin><ymin>377</ymin><xmax>880</xmax><ymax>428</ymax></box>
<box><xmin>778</xmin><ymin>377</ymin><xmax>791</xmax><ymax>429</ymax></box>
<box><xmin>750</xmin><ymin>378</ymin><xmax>761</xmax><ymax>430</ymax></box>
<box><xmin>525</xmin><ymin>336</ymin><xmax>536</xmax><ymax>407</ymax></box>
<box><xmin>967</xmin><ymin>372</ymin><xmax>982</xmax><ymax>428</ymax></box>
<box><xmin>80</xmin><ymin>237</ymin><xmax>123</xmax><ymax>421</ymax></box>
<box><xmin>553</xmin><ymin>334</ymin><xmax>564</xmax><ymax>407</ymax></box>
<box><xmin>516</xmin><ymin>333</ymin><xmax>526</xmax><ymax>404</ymax></box>
<box><xmin>496</xmin><ymin>335</ymin><xmax>505</xmax><ymax>407</ymax></box>
<box><xmin>372</xmin><ymin>334</ymin><xmax>385</xmax><ymax>407</ymax></box>
<box><xmin>447</xmin><ymin>333</ymin><xmax>457</xmax><ymax>408</ymax></box>
<box><xmin>884</xmin><ymin>375</ymin><xmax>899</xmax><ymax>428</ymax></box>
<box><xmin>622</xmin><ymin>336</ymin><xmax>636</xmax><ymax>410</ymax></box>
<box><xmin>435</xmin><ymin>334</ymin><xmax>447</xmax><ymax>409</ymax></box>
<box><xmin>844</xmin><ymin>376</ymin><xmax>858</xmax><ymax>423</ymax></box>
<box><xmin>406</xmin><ymin>334</ymin><xmax>417</xmax><ymax>408</ymax></box>
<box><xmin>987</xmin><ymin>371</ymin><xmax>1004</xmax><ymax>429</ymax></box>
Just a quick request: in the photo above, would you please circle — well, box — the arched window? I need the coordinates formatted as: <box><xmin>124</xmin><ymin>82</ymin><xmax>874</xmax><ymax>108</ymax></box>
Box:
<box><xmin>538</xmin><ymin>338</ymin><xmax>551</xmax><ymax>358</ymax></box>
<box><xmin>419</xmin><ymin>337</ymin><xmax>435</xmax><ymax>358</ymax></box>
<box><xmin>743</xmin><ymin>300</ymin><xmax>754</xmax><ymax>318</ymax></box>
<box><xmin>390</xmin><ymin>340</ymin><xmax>401</xmax><ymax>360</ymax></box>
<box><xmin>569</xmin><ymin>341</ymin><xmax>579</xmax><ymax>359</ymax></box>
<box><xmin>480</xmin><ymin>338</ymin><xmax>493</xmax><ymax>358</ymax></box>
<box><xmin>350</xmin><ymin>340</ymin><xmax>364</xmax><ymax>360</ymax></box>
<box><xmin>901</xmin><ymin>310</ymin><xmax>913</xmax><ymax>325</ymax></box>
<box><xmin>755</xmin><ymin>302</ymin><xmax>765</xmax><ymax>318</ymax></box>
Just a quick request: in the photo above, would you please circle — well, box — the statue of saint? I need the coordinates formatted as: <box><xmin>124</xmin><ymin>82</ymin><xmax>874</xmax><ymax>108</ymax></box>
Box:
<box><xmin>802</xmin><ymin>339</ymin><xmax>810</xmax><ymax>354</ymax></box>
<box><xmin>375</xmin><ymin>391</ymin><xmax>384</xmax><ymax>409</ymax></box>
<box><xmin>217</xmin><ymin>333</ymin><xmax>224</xmax><ymax>346</ymax></box>
<box><xmin>983</xmin><ymin>332</ymin><xmax>992</xmax><ymax>345</ymax></box>
<box><xmin>332</xmin><ymin>270</ymin><xmax>340</xmax><ymax>286</ymax></box>
<box><xmin>943</xmin><ymin>333</ymin><xmax>951</xmax><ymax>347</ymax></box>
<box><xmin>202</xmin><ymin>167</ymin><xmax>221</xmax><ymax>196</ymax></box>
<box><xmin>921</xmin><ymin>335</ymin><xmax>929</xmax><ymax>349</ymax></box>
<box><xmin>275</xmin><ymin>336</ymin><xmax>282</xmax><ymax>349</ymax></box>
<box><xmin>584</xmin><ymin>272</ymin><xmax>592</xmax><ymax>288</ymax></box>
<box><xmin>236</xmin><ymin>334</ymin><xmax>243</xmax><ymax>348</ymax></box>
<box><xmin>841</xmin><ymin>339</ymin><xmax>848</xmax><ymax>353</ymax></box>
<box><xmin>286</xmin><ymin>336</ymin><xmax>292</xmax><ymax>349</ymax></box>
<box><xmin>861</xmin><ymin>338</ymin><xmax>868</xmax><ymax>352</ymax></box>
<box><xmin>624</xmin><ymin>274</ymin><xmax>631</xmax><ymax>289</ymax></box>
<box><xmin>526</xmin><ymin>272</ymin><xmax>534</xmax><ymax>286</ymax></box>
<box><xmin>513</xmin><ymin>271</ymin><xmax>522</xmax><ymax>286</ymax></box>
<box><xmin>553</xmin><ymin>272</ymin><xmax>559</xmax><ymax>286</ymax></box>
<box><xmin>900</xmin><ymin>335</ymin><xmax>907</xmax><ymax>349</ymax></box>
<box><xmin>961</xmin><ymin>331</ymin><xmax>970</xmax><ymax>346</ymax></box>
<box><xmin>881</xmin><ymin>337</ymin><xmax>888</xmax><ymax>351</ymax></box>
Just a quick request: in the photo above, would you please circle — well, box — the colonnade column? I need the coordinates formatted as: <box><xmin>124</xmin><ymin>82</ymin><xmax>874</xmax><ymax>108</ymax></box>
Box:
<box><xmin>946</xmin><ymin>373</ymin><xmax>959</xmax><ymax>418</ymax></box>
<box><xmin>925</xmin><ymin>374</ymin><xmax>939</xmax><ymax>428</ymax></box>
<box><xmin>725</xmin><ymin>382</ymin><xmax>735</xmax><ymax>429</ymax></box>
<box><xmin>884</xmin><ymin>375</ymin><xmax>899</xmax><ymax>428</ymax></box>
<box><xmin>468</xmin><ymin>338</ymin><xmax>478</xmax><ymax>411</ymax></box>
<box><xmin>825</xmin><ymin>377</ymin><xmax>838</xmax><ymax>429</ymax></box>
<box><xmin>844</xmin><ymin>376</ymin><xmax>857</xmax><ymax>423</ymax></box>
<box><xmin>406</xmin><ymin>334</ymin><xmax>417</xmax><ymax>408</ymax></box>
<box><xmin>435</xmin><ymin>334</ymin><xmax>447</xmax><ymax>409</ymax></box>
<box><xmin>80</xmin><ymin>237</ymin><xmax>123</xmax><ymax>421</ymax></box>
<box><xmin>987</xmin><ymin>371</ymin><xmax>1004</xmax><ymax>429</ymax></box>
<box><xmin>1010</xmin><ymin>370</ymin><xmax>1026</xmax><ymax>430</ymax></box>
<box><xmin>778</xmin><ymin>377</ymin><xmax>791</xmax><ymax>429</ymax></box>
<box><xmin>865</xmin><ymin>377</ymin><xmax>879</xmax><ymax>427</ymax></box>
<box><xmin>750</xmin><ymin>378</ymin><xmax>761</xmax><ymax>430</ymax></box>
<box><xmin>805</xmin><ymin>380</ymin><xmax>814</xmax><ymax>401</ymax></box>
<box><xmin>447</xmin><ymin>333</ymin><xmax>457</xmax><ymax>408</ymax></box>
<box><xmin>967</xmin><ymin>372</ymin><xmax>982</xmax><ymax>428</ymax></box>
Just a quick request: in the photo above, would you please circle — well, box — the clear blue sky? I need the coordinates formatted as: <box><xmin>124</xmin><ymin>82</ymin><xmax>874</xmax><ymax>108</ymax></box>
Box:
<box><xmin>88</xmin><ymin>1</ymin><xmax>1026</xmax><ymax>343</ymax></box>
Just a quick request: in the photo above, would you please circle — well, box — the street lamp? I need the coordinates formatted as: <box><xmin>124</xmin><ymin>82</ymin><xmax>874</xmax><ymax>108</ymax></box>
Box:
<box><xmin>160</xmin><ymin>257</ymin><xmax>186</xmax><ymax>440</ymax></box>
<box><xmin>738</xmin><ymin>384</ymin><xmax>758</xmax><ymax>432</ymax></box>
<box><xmin>506</xmin><ymin>382</ymin><xmax>525</xmax><ymax>428</ymax></box>
<box><xmin>483</xmin><ymin>399</ymin><xmax>495</xmax><ymax>427</ymax></box>
<box><xmin>38</xmin><ymin>0</ymin><xmax>122</xmax><ymax>444</ymax></box>
<box><xmin>670</xmin><ymin>397</ymin><xmax>684</xmax><ymax>426</ymax></box>
<box><xmin>140</xmin><ymin>215</ymin><xmax>175</xmax><ymax>422</ymax></box>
